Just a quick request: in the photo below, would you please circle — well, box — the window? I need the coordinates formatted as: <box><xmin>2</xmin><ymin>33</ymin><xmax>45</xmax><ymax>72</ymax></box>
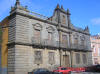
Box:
<box><xmin>62</xmin><ymin>15</ymin><xmax>66</xmax><ymax>24</ymax></box>
<box><xmin>94</xmin><ymin>58</ymin><xmax>98</xmax><ymax>64</ymax></box>
<box><xmin>74</xmin><ymin>38</ymin><xmax>78</xmax><ymax>46</ymax></box>
<box><xmin>48</xmin><ymin>32</ymin><xmax>53</xmax><ymax>45</ymax></box>
<box><xmin>62</xmin><ymin>35</ymin><xmax>68</xmax><ymax>47</ymax></box>
<box><xmin>48</xmin><ymin>32</ymin><xmax>52</xmax><ymax>41</ymax></box>
<box><xmin>48</xmin><ymin>52</ymin><xmax>55</xmax><ymax>64</ymax></box>
<box><xmin>93</xmin><ymin>47</ymin><xmax>96</xmax><ymax>53</ymax></box>
<box><xmin>33</xmin><ymin>23</ymin><xmax>42</xmax><ymax>43</ymax></box>
<box><xmin>61</xmin><ymin>68</ymin><xmax>67</xmax><ymax>70</ymax></box>
<box><xmin>81</xmin><ymin>40</ymin><xmax>84</xmax><ymax>46</ymax></box>
<box><xmin>34</xmin><ymin>51</ymin><xmax>42</xmax><ymax>64</ymax></box>
<box><xmin>98</xmin><ymin>48</ymin><xmax>100</xmax><ymax>56</ymax></box>
<box><xmin>74</xmin><ymin>34</ymin><xmax>79</xmax><ymax>45</ymax></box>
<box><xmin>75</xmin><ymin>53</ymin><xmax>80</xmax><ymax>64</ymax></box>
<box><xmin>80</xmin><ymin>36</ymin><xmax>85</xmax><ymax>46</ymax></box>
<box><xmin>34</xmin><ymin>30</ymin><xmax>41</xmax><ymax>43</ymax></box>
<box><xmin>82</xmin><ymin>54</ymin><xmax>87</xmax><ymax>64</ymax></box>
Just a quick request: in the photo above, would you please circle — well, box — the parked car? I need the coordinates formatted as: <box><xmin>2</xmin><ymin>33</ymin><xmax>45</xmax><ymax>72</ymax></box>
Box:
<box><xmin>33</xmin><ymin>68</ymin><xmax>53</xmax><ymax>74</ymax></box>
<box><xmin>53</xmin><ymin>67</ymin><xmax>71</xmax><ymax>74</ymax></box>
<box><xmin>28</xmin><ymin>68</ymin><xmax>60</xmax><ymax>74</ymax></box>
<box><xmin>67</xmin><ymin>67</ymin><xmax>85</xmax><ymax>72</ymax></box>
<box><xmin>85</xmin><ymin>64</ymin><xmax>100</xmax><ymax>72</ymax></box>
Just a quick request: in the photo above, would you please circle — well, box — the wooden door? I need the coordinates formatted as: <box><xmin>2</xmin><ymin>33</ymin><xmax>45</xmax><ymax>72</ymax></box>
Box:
<box><xmin>63</xmin><ymin>55</ymin><xmax>70</xmax><ymax>67</ymax></box>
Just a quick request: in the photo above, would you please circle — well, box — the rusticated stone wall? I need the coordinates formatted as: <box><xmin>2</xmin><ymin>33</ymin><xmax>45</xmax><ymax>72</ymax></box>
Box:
<box><xmin>7</xmin><ymin>1</ymin><xmax>92</xmax><ymax>74</ymax></box>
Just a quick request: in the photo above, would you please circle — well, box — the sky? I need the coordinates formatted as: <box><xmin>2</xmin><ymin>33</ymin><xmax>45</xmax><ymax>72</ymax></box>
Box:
<box><xmin>0</xmin><ymin>0</ymin><xmax>100</xmax><ymax>35</ymax></box>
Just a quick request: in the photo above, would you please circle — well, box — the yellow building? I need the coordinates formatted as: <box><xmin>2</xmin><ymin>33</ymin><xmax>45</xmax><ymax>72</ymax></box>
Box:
<box><xmin>0</xmin><ymin>22</ymin><xmax>2</xmax><ymax>74</ymax></box>
<box><xmin>0</xmin><ymin>17</ymin><xmax>9</xmax><ymax>74</ymax></box>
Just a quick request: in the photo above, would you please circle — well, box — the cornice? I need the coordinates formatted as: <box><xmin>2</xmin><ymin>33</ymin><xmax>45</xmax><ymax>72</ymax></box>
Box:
<box><xmin>60</xmin><ymin>25</ymin><xmax>90</xmax><ymax>36</ymax></box>
<box><xmin>10</xmin><ymin>12</ymin><xmax>58</xmax><ymax>27</ymax></box>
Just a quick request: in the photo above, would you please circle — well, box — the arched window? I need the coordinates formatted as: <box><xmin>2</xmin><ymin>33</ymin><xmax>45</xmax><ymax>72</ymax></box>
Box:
<box><xmin>46</xmin><ymin>26</ymin><xmax>54</xmax><ymax>44</ymax></box>
<box><xmin>62</xmin><ymin>35</ymin><xmax>68</xmax><ymax>47</ymax></box>
<box><xmin>34</xmin><ymin>29</ymin><xmax>41</xmax><ymax>43</ymax></box>
<box><xmin>62</xmin><ymin>15</ymin><xmax>66</xmax><ymax>24</ymax></box>
<box><xmin>80</xmin><ymin>35</ymin><xmax>85</xmax><ymax>46</ymax></box>
<box><xmin>33</xmin><ymin>23</ymin><xmax>42</xmax><ymax>43</ymax></box>
<box><xmin>48</xmin><ymin>32</ymin><xmax>52</xmax><ymax>41</ymax></box>
<box><xmin>74</xmin><ymin>34</ymin><xmax>79</xmax><ymax>46</ymax></box>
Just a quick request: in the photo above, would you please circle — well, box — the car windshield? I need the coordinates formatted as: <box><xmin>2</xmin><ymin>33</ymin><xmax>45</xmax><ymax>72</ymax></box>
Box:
<box><xmin>61</xmin><ymin>68</ymin><xmax>67</xmax><ymax>70</ymax></box>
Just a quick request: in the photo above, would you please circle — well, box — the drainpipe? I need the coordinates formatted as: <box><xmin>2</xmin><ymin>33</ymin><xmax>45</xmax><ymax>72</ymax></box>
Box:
<box><xmin>69</xmin><ymin>33</ymin><xmax>73</xmax><ymax>67</ymax></box>
<box><xmin>59</xmin><ymin>33</ymin><xmax>61</xmax><ymax>67</ymax></box>
<box><xmin>70</xmin><ymin>51</ymin><xmax>73</xmax><ymax>67</ymax></box>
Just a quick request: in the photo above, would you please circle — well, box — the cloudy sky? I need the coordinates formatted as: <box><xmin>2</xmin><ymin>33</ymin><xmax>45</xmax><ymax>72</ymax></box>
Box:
<box><xmin>0</xmin><ymin>0</ymin><xmax>100</xmax><ymax>35</ymax></box>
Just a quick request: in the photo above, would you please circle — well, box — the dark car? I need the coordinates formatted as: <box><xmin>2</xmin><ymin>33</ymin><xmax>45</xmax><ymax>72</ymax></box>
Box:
<box><xmin>28</xmin><ymin>68</ymin><xmax>57</xmax><ymax>74</ymax></box>
<box><xmin>85</xmin><ymin>64</ymin><xmax>100</xmax><ymax>72</ymax></box>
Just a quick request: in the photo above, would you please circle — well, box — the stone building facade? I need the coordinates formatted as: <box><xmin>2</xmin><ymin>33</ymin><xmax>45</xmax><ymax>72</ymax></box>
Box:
<box><xmin>91</xmin><ymin>34</ymin><xmax>100</xmax><ymax>65</ymax></box>
<box><xmin>1</xmin><ymin>0</ymin><xmax>92</xmax><ymax>74</ymax></box>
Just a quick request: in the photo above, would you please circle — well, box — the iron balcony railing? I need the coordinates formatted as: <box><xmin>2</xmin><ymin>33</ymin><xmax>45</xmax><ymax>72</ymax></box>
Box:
<box><xmin>44</xmin><ymin>39</ymin><xmax>59</xmax><ymax>47</ymax></box>
<box><xmin>70</xmin><ymin>44</ymin><xmax>89</xmax><ymax>50</ymax></box>
<box><xmin>31</xmin><ymin>37</ymin><xmax>59</xmax><ymax>47</ymax></box>
<box><xmin>31</xmin><ymin>37</ymin><xmax>89</xmax><ymax>50</ymax></box>
<box><xmin>29</xmin><ymin>11</ymin><xmax>48</xmax><ymax>20</ymax></box>
<box><xmin>60</xmin><ymin>43</ymin><xmax>70</xmax><ymax>48</ymax></box>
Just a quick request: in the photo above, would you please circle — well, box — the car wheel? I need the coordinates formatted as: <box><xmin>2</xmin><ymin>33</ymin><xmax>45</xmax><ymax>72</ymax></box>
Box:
<box><xmin>59</xmin><ymin>72</ymin><xmax>63</xmax><ymax>74</ymax></box>
<box><xmin>68</xmin><ymin>71</ymin><xmax>71</xmax><ymax>74</ymax></box>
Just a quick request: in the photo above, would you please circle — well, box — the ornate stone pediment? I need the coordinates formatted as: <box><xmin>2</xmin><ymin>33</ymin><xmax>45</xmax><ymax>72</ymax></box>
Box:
<box><xmin>80</xmin><ymin>35</ymin><xmax>85</xmax><ymax>40</ymax></box>
<box><xmin>33</xmin><ymin>23</ymin><xmax>42</xmax><ymax>30</ymax></box>
<box><xmin>46</xmin><ymin>26</ymin><xmax>55</xmax><ymax>33</ymax></box>
<box><xmin>74</xmin><ymin>33</ymin><xmax>79</xmax><ymax>39</ymax></box>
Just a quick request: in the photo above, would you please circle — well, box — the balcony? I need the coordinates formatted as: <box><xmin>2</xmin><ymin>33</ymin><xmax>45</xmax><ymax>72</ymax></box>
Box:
<box><xmin>70</xmin><ymin>44</ymin><xmax>89</xmax><ymax>50</ymax></box>
<box><xmin>31</xmin><ymin>37</ymin><xmax>89</xmax><ymax>50</ymax></box>
<box><xmin>44</xmin><ymin>39</ymin><xmax>59</xmax><ymax>47</ymax></box>
<box><xmin>32</xmin><ymin>37</ymin><xmax>43</xmax><ymax>45</ymax></box>
<box><xmin>31</xmin><ymin>37</ymin><xmax>59</xmax><ymax>48</ymax></box>
<box><xmin>60</xmin><ymin>43</ymin><xmax>70</xmax><ymax>48</ymax></box>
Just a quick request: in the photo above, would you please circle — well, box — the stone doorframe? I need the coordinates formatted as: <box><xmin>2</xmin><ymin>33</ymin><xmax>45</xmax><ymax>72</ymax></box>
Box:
<box><xmin>61</xmin><ymin>50</ymin><xmax>71</xmax><ymax>67</ymax></box>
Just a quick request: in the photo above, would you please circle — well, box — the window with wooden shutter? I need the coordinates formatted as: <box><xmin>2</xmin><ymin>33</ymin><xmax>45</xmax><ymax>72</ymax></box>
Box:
<box><xmin>62</xmin><ymin>35</ymin><xmax>68</xmax><ymax>47</ymax></box>
<box><xmin>74</xmin><ymin>38</ymin><xmax>78</xmax><ymax>45</ymax></box>
<box><xmin>80</xmin><ymin>36</ymin><xmax>85</xmax><ymax>46</ymax></box>
<box><xmin>62</xmin><ymin>15</ymin><xmax>66</xmax><ymax>24</ymax></box>
<box><xmin>34</xmin><ymin>51</ymin><xmax>42</xmax><ymax>64</ymax></box>
<box><xmin>48</xmin><ymin>32</ymin><xmax>52</xmax><ymax>41</ymax></box>
<box><xmin>76</xmin><ymin>53</ymin><xmax>80</xmax><ymax>64</ymax></box>
<box><xmin>34</xmin><ymin>30</ymin><xmax>41</xmax><ymax>43</ymax></box>
<box><xmin>82</xmin><ymin>54</ymin><xmax>87</xmax><ymax>64</ymax></box>
<box><xmin>48</xmin><ymin>52</ymin><xmax>55</xmax><ymax>64</ymax></box>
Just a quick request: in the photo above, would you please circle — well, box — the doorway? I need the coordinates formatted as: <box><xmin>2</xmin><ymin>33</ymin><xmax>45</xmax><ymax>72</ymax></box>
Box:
<box><xmin>63</xmin><ymin>55</ymin><xmax>70</xmax><ymax>67</ymax></box>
